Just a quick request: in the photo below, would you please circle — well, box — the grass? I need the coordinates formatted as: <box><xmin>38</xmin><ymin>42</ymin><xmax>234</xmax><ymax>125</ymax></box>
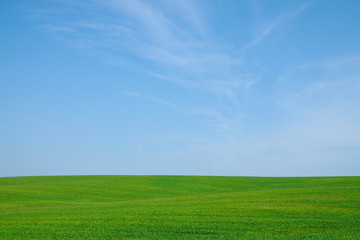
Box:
<box><xmin>0</xmin><ymin>175</ymin><xmax>359</xmax><ymax>239</ymax></box>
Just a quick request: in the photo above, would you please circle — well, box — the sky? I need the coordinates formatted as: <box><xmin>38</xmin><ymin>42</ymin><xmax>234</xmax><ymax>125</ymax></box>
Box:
<box><xmin>1</xmin><ymin>0</ymin><xmax>360</xmax><ymax>177</ymax></box>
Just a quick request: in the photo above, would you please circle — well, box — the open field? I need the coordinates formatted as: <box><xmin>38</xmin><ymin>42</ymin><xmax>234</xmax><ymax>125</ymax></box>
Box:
<box><xmin>0</xmin><ymin>176</ymin><xmax>359</xmax><ymax>239</ymax></box>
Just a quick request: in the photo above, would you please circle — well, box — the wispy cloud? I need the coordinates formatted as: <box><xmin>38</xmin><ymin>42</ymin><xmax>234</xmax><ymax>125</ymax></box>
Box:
<box><xmin>274</xmin><ymin>54</ymin><xmax>360</xmax><ymax>148</ymax></box>
<box><xmin>28</xmin><ymin>0</ymin><xmax>263</xmax><ymax>135</ymax></box>
<box><xmin>160</xmin><ymin>0</ymin><xmax>207</xmax><ymax>34</ymax></box>
<box><xmin>244</xmin><ymin>4</ymin><xmax>308</xmax><ymax>49</ymax></box>
<box><xmin>121</xmin><ymin>90</ymin><xmax>245</xmax><ymax>134</ymax></box>
<box><xmin>30</xmin><ymin>0</ymin><xmax>252</xmax><ymax>98</ymax></box>
<box><xmin>28</xmin><ymin>0</ymin><xmax>309</xmax><ymax>136</ymax></box>
<box><xmin>276</xmin><ymin>54</ymin><xmax>360</xmax><ymax>105</ymax></box>
<box><xmin>121</xmin><ymin>91</ymin><xmax>181</xmax><ymax>111</ymax></box>
<box><xmin>177</xmin><ymin>53</ymin><xmax>360</xmax><ymax>175</ymax></box>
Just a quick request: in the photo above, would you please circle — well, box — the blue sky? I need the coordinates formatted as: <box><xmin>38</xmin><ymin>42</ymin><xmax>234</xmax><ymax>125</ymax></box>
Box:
<box><xmin>1</xmin><ymin>0</ymin><xmax>360</xmax><ymax>177</ymax></box>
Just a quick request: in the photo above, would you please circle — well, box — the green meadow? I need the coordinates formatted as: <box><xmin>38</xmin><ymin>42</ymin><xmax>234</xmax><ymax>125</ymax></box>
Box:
<box><xmin>0</xmin><ymin>176</ymin><xmax>359</xmax><ymax>239</ymax></box>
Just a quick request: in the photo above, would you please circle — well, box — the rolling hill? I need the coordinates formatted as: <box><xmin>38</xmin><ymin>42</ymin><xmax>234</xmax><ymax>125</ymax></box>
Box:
<box><xmin>1</xmin><ymin>175</ymin><xmax>359</xmax><ymax>239</ymax></box>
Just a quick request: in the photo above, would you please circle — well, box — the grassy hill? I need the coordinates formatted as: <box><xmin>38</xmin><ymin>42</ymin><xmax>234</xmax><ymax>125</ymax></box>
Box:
<box><xmin>1</xmin><ymin>175</ymin><xmax>359</xmax><ymax>239</ymax></box>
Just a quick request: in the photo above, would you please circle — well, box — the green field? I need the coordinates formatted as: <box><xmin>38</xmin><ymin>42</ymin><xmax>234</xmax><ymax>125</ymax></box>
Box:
<box><xmin>1</xmin><ymin>176</ymin><xmax>359</xmax><ymax>239</ymax></box>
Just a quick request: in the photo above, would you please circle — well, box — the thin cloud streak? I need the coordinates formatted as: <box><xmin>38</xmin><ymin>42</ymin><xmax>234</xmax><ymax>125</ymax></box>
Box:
<box><xmin>35</xmin><ymin>0</ymin><xmax>260</xmax><ymax>135</ymax></box>
<box><xmin>29</xmin><ymin>0</ymin><xmax>323</xmax><ymax>140</ymax></box>
<box><xmin>244</xmin><ymin>4</ymin><xmax>308</xmax><ymax>50</ymax></box>
<box><xmin>180</xmin><ymin>53</ymin><xmax>360</xmax><ymax>175</ymax></box>
<box><xmin>121</xmin><ymin>91</ymin><xmax>182</xmax><ymax>111</ymax></box>
<box><xmin>32</xmin><ymin>0</ymin><xmax>253</xmax><ymax>99</ymax></box>
<box><xmin>121</xmin><ymin>91</ymin><xmax>244</xmax><ymax>134</ymax></box>
<box><xmin>161</xmin><ymin>0</ymin><xmax>207</xmax><ymax>34</ymax></box>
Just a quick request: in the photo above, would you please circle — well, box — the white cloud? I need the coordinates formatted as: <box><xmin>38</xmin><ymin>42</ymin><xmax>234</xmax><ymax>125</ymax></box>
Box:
<box><xmin>157</xmin><ymin>54</ymin><xmax>360</xmax><ymax>176</ymax></box>
<box><xmin>31</xmin><ymin>0</ymin><xmax>254</xmax><ymax>99</ymax></box>
<box><xmin>121</xmin><ymin>91</ymin><xmax>181</xmax><ymax>111</ymax></box>
<box><xmin>244</xmin><ymin>4</ymin><xmax>308</xmax><ymax>49</ymax></box>
<box><xmin>121</xmin><ymin>90</ymin><xmax>245</xmax><ymax>134</ymax></box>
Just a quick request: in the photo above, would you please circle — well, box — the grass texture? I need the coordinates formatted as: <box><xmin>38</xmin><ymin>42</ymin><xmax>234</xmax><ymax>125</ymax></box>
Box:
<box><xmin>1</xmin><ymin>175</ymin><xmax>359</xmax><ymax>239</ymax></box>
